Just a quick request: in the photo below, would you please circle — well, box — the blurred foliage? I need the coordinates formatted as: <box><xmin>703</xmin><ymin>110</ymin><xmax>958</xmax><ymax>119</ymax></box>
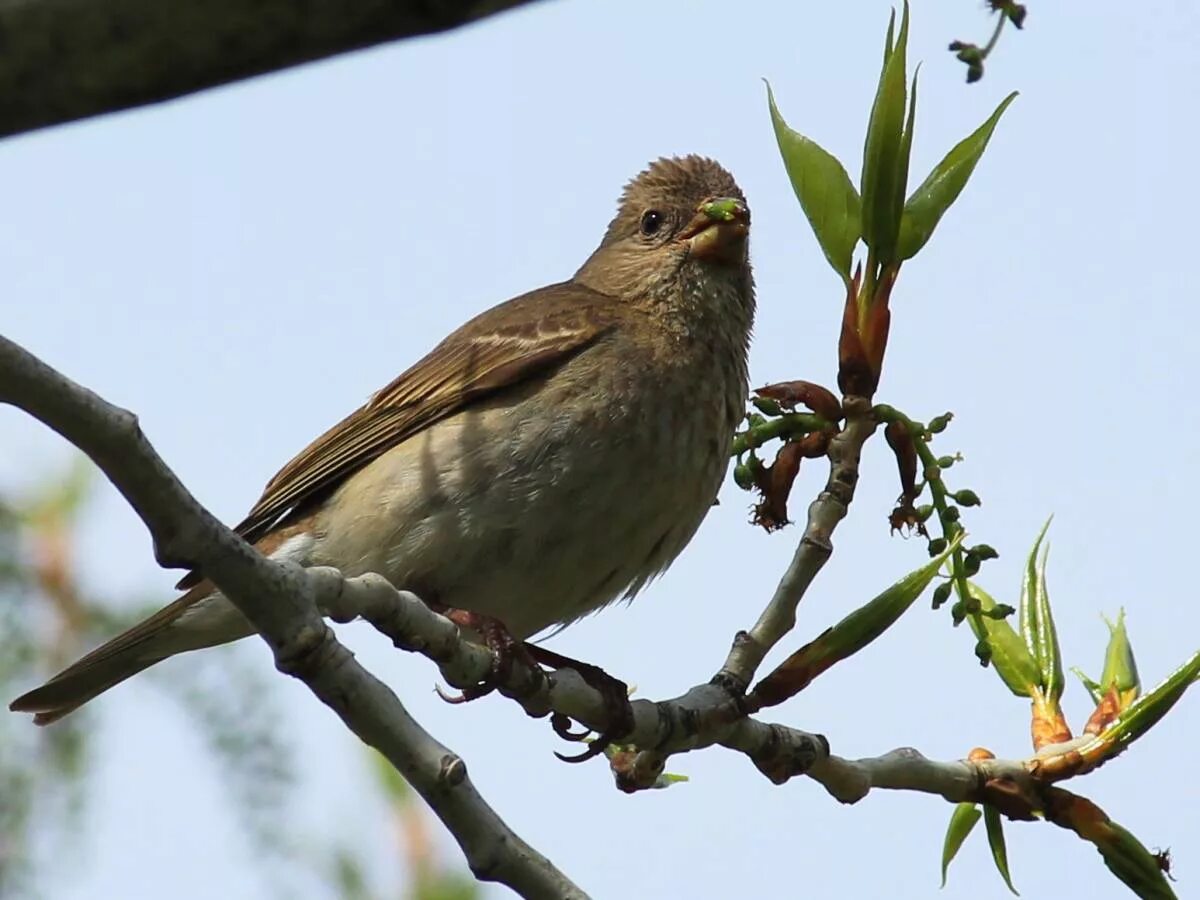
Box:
<box><xmin>0</xmin><ymin>460</ymin><xmax>477</xmax><ymax>899</ymax></box>
<box><xmin>0</xmin><ymin>459</ymin><xmax>102</xmax><ymax>898</ymax></box>
<box><xmin>326</xmin><ymin>750</ymin><xmax>480</xmax><ymax>900</ymax></box>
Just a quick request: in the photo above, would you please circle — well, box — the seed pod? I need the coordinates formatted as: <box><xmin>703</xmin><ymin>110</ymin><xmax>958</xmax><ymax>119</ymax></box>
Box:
<box><xmin>733</xmin><ymin>463</ymin><xmax>755</xmax><ymax>491</ymax></box>
<box><xmin>932</xmin><ymin>581</ymin><xmax>953</xmax><ymax>610</ymax></box>
<box><xmin>974</xmin><ymin>639</ymin><xmax>993</xmax><ymax>666</ymax></box>
<box><xmin>928</xmin><ymin>412</ymin><xmax>954</xmax><ymax>434</ymax></box>
<box><xmin>752</xmin><ymin>396</ymin><xmax>783</xmax><ymax>417</ymax></box>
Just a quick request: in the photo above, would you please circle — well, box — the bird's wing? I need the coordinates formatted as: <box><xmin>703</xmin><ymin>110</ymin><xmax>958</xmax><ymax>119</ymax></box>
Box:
<box><xmin>176</xmin><ymin>282</ymin><xmax>618</xmax><ymax>589</ymax></box>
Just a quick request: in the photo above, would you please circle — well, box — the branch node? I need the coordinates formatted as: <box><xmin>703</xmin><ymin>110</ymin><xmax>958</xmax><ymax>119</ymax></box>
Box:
<box><xmin>438</xmin><ymin>753</ymin><xmax>468</xmax><ymax>787</ymax></box>
<box><xmin>273</xmin><ymin>622</ymin><xmax>337</xmax><ymax>680</ymax></box>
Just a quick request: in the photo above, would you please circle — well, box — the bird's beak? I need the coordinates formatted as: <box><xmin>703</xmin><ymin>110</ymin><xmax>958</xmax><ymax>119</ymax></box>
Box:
<box><xmin>678</xmin><ymin>197</ymin><xmax>750</xmax><ymax>265</ymax></box>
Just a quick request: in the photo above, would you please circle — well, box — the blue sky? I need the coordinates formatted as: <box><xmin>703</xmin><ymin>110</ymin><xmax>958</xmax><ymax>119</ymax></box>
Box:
<box><xmin>3</xmin><ymin>1</ymin><xmax>1198</xmax><ymax>897</ymax></box>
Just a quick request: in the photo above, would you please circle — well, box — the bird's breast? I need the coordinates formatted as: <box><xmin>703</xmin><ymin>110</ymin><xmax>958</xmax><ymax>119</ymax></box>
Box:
<box><xmin>313</xmin><ymin>329</ymin><xmax>748</xmax><ymax>639</ymax></box>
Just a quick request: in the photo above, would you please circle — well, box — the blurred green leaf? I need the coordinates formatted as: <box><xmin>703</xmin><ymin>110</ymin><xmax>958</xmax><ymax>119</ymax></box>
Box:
<box><xmin>983</xmin><ymin>805</ymin><xmax>1018</xmax><ymax>895</ymax></box>
<box><xmin>896</xmin><ymin>92</ymin><xmax>1017</xmax><ymax>260</ymax></box>
<box><xmin>941</xmin><ymin>802</ymin><xmax>981</xmax><ymax>887</ymax></box>
<box><xmin>370</xmin><ymin>747</ymin><xmax>413</xmax><ymax>804</ymax></box>
<box><xmin>20</xmin><ymin>456</ymin><xmax>95</xmax><ymax>524</ymax></box>
<box><xmin>417</xmin><ymin>873</ymin><xmax>484</xmax><ymax>900</ymax></box>
<box><xmin>966</xmin><ymin>582</ymin><xmax>1039</xmax><ymax>696</ymax></box>
<box><xmin>1018</xmin><ymin>518</ymin><xmax>1063</xmax><ymax>699</ymax></box>
<box><xmin>332</xmin><ymin>847</ymin><xmax>372</xmax><ymax>900</ymax></box>
<box><xmin>860</xmin><ymin>1</ymin><xmax>910</xmax><ymax>263</ymax></box>
<box><xmin>767</xmin><ymin>82</ymin><xmax>861</xmax><ymax>280</ymax></box>
<box><xmin>151</xmin><ymin>649</ymin><xmax>294</xmax><ymax>857</ymax></box>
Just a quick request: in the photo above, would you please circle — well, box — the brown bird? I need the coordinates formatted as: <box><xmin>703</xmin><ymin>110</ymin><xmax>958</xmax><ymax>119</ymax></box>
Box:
<box><xmin>11</xmin><ymin>155</ymin><xmax>755</xmax><ymax>726</ymax></box>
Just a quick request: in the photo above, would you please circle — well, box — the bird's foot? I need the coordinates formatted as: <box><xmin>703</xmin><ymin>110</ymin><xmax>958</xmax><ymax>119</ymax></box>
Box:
<box><xmin>434</xmin><ymin>608</ymin><xmax>536</xmax><ymax>703</ymax></box>
<box><xmin>526</xmin><ymin>646</ymin><xmax>634</xmax><ymax>764</ymax></box>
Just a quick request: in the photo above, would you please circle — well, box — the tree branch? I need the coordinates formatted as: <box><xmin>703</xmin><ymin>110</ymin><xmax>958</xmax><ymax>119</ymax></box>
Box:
<box><xmin>716</xmin><ymin>395</ymin><xmax>878</xmax><ymax>690</ymax></box>
<box><xmin>310</xmin><ymin>569</ymin><xmax>828</xmax><ymax>789</ymax></box>
<box><xmin>0</xmin><ymin>333</ymin><xmax>584</xmax><ymax>900</ymax></box>
<box><xmin>1</xmin><ymin>331</ymin><xmax>1130</xmax><ymax>892</ymax></box>
<box><xmin>305</xmin><ymin>562</ymin><xmax>1105</xmax><ymax>820</ymax></box>
<box><xmin>0</xmin><ymin>0</ymin><xmax>543</xmax><ymax>140</ymax></box>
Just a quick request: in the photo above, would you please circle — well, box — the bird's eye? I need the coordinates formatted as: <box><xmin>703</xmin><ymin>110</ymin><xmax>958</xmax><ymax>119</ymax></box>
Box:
<box><xmin>639</xmin><ymin>209</ymin><xmax>664</xmax><ymax>236</ymax></box>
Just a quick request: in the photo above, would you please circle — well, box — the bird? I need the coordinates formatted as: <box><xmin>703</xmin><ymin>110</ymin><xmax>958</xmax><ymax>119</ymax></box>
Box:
<box><xmin>11</xmin><ymin>155</ymin><xmax>755</xmax><ymax>726</ymax></box>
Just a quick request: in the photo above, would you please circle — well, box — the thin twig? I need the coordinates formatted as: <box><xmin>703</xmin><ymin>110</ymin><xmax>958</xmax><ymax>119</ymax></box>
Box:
<box><xmin>716</xmin><ymin>395</ymin><xmax>878</xmax><ymax>690</ymax></box>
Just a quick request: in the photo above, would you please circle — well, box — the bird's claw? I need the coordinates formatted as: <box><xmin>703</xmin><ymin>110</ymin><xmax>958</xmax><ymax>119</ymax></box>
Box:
<box><xmin>528</xmin><ymin>646</ymin><xmax>634</xmax><ymax>764</ymax></box>
<box><xmin>551</xmin><ymin>711</ymin><xmax>591</xmax><ymax>742</ymax></box>
<box><xmin>428</xmin><ymin>608</ymin><xmax>634</xmax><ymax>763</ymax></box>
<box><xmin>433</xmin><ymin>608</ymin><xmax>533</xmax><ymax>703</ymax></box>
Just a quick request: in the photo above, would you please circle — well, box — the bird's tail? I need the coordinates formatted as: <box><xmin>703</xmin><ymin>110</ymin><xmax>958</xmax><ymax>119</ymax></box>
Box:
<box><xmin>10</xmin><ymin>581</ymin><xmax>251</xmax><ymax>725</ymax></box>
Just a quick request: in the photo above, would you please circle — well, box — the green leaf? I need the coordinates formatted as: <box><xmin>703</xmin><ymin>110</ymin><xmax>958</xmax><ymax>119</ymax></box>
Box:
<box><xmin>804</xmin><ymin>534</ymin><xmax>960</xmax><ymax>662</ymax></box>
<box><xmin>896</xmin><ymin>66</ymin><xmax>919</xmax><ymax>238</ymax></box>
<box><xmin>983</xmin><ymin>805</ymin><xmax>1019</xmax><ymax>895</ymax></box>
<box><xmin>767</xmin><ymin>82</ymin><xmax>862</xmax><ymax>281</ymax></box>
<box><xmin>1018</xmin><ymin>518</ymin><xmax>1063</xmax><ymax>699</ymax></box>
<box><xmin>1100</xmin><ymin>609</ymin><xmax>1141</xmax><ymax>698</ymax></box>
<box><xmin>881</xmin><ymin>8</ymin><xmax>895</xmax><ymax>65</ymax></box>
<box><xmin>966</xmin><ymin>582</ymin><xmax>1040</xmax><ymax>697</ymax></box>
<box><xmin>1071</xmin><ymin>666</ymin><xmax>1104</xmax><ymax>705</ymax></box>
<box><xmin>1087</xmin><ymin>649</ymin><xmax>1200</xmax><ymax>758</ymax></box>
<box><xmin>896</xmin><ymin>91</ymin><xmax>1017</xmax><ymax>260</ymax></box>
<box><xmin>1096</xmin><ymin>822</ymin><xmax>1179</xmax><ymax>900</ymax></box>
<box><xmin>860</xmin><ymin>1</ymin><xmax>910</xmax><ymax>263</ymax></box>
<box><xmin>941</xmin><ymin>802</ymin><xmax>982</xmax><ymax>887</ymax></box>
<box><xmin>749</xmin><ymin>537</ymin><xmax>961</xmax><ymax>706</ymax></box>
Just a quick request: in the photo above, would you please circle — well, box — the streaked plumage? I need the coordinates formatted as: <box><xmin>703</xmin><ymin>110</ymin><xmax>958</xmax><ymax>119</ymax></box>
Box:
<box><xmin>11</xmin><ymin>155</ymin><xmax>755</xmax><ymax>725</ymax></box>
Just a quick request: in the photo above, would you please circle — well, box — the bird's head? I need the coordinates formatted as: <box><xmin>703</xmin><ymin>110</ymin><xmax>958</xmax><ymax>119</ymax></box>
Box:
<box><xmin>575</xmin><ymin>155</ymin><xmax>752</xmax><ymax>311</ymax></box>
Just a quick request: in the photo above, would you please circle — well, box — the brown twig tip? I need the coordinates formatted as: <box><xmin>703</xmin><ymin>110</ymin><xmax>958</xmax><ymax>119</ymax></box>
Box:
<box><xmin>751</xmin><ymin>441</ymin><xmax>805</xmax><ymax>531</ymax></box>
<box><xmin>755</xmin><ymin>380</ymin><xmax>844</xmax><ymax>421</ymax></box>
<box><xmin>837</xmin><ymin>265</ymin><xmax>874</xmax><ymax>396</ymax></box>
<box><xmin>744</xmin><ymin>627</ymin><xmax>834</xmax><ymax>711</ymax></box>
<box><xmin>1083</xmin><ymin>685</ymin><xmax>1122</xmax><ymax>736</ymax></box>
<box><xmin>981</xmin><ymin>775</ymin><xmax>1039</xmax><ymax>821</ymax></box>
<box><xmin>861</xmin><ymin>267</ymin><xmax>896</xmax><ymax>382</ymax></box>
<box><xmin>1027</xmin><ymin>748</ymin><xmax>1086</xmax><ymax>783</ymax></box>
<box><xmin>608</xmin><ymin>747</ymin><xmax>664</xmax><ymax>793</ymax></box>
<box><xmin>883</xmin><ymin>419</ymin><xmax>927</xmax><ymax>536</ymax></box>
<box><xmin>1031</xmin><ymin>692</ymin><xmax>1073</xmax><ymax>751</ymax></box>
